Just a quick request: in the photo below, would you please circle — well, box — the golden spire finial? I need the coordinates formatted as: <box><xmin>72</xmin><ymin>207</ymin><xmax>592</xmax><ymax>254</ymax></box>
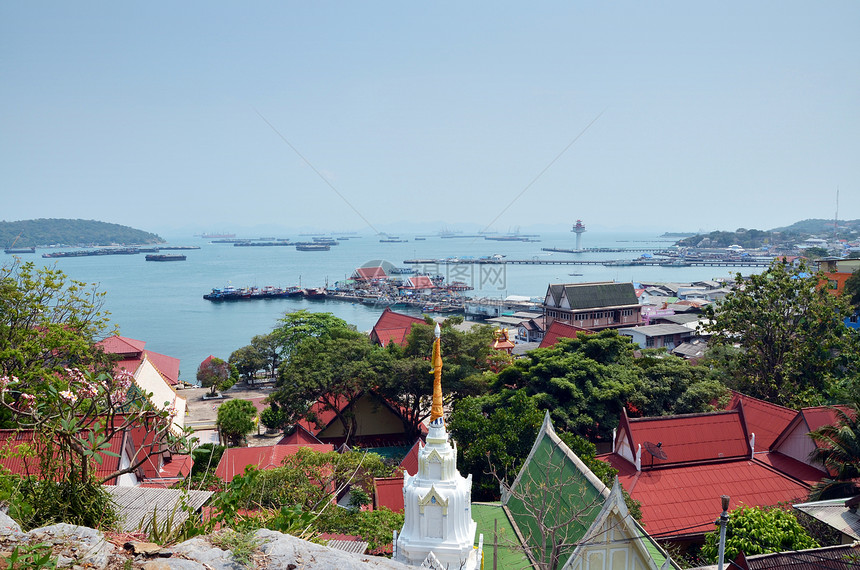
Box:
<box><xmin>429</xmin><ymin>323</ymin><xmax>444</xmax><ymax>424</ymax></box>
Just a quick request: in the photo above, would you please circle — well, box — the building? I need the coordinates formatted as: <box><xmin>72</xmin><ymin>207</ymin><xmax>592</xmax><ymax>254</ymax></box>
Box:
<box><xmin>598</xmin><ymin>401</ymin><xmax>828</xmax><ymax>544</ymax></box>
<box><xmin>394</xmin><ymin>324</ymin><xmax>482</xmax><ymax>569</ymax></box>
<box><xmin>369</xmin><ymin>307</ymin><xmax>426</xmax><ymax>347</ymax></box>
<box><xmin>543</xmin><ymin>282</ymin><xmax>642</xmax><ymax>330</ymax></box>
<box><xmin>538</xmin><ymin>320</ymin><xmax>591</xmax><ymax>349</ymax></box>
<box><xmin>98</xmin><ymin>335</ymin><xmax>187</xmax><ymax>433</ymax></box>
<box><xmin>618</xmin><ymin>323</ymin><xmax>695</xmax><ymax>350</ymax></box>
<box><xmin>502</xmin><ymin>412</ymin><xmax>678</xmax><ymax>569</ymax></box>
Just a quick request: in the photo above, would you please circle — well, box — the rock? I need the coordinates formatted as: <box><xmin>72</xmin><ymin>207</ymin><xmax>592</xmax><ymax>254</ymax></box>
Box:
<box><xmin>255</xmin><ymin>529</ymin><xmax>411</xmax><ymax>569</ymax></box>
<box><xmin>171</xmin><ymin>537</ymin><xmax>243</xmax><ymax>570</ymax></box>
<box><xmin>25</xmin><ymin>523</ymin><xmax>116</xmax><ymax>569</ymax></box>
<box><xmin>0</xmin><ymin>511</ymin><xmax>22</xmax><ymax>537</ymax></box>
<box><xmin>125</xmin><ymin>541</ymin><xmax>170</xmax><ymax>556</ymax></box>
<box><xmin>143</xmin><ymin>559</ymin><xmax>208</xmax><ymax>570</ymax></box>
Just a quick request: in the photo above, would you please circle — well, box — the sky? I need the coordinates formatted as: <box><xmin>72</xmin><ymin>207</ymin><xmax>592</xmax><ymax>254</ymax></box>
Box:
<box><xmin>2</xmin><ymin>2</ymin><xmax>858</xmax><ymax>236</ymax></box>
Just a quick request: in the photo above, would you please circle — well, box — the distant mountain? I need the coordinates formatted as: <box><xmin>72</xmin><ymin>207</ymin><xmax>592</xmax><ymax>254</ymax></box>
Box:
<box><xmin>1</xmin><ymin>219</ymin><xmax>164</xmax><ymax>248</ymax></box>
<box><xmin>673</xmin><ymin>219</ymin><xmax>859</xmax><ymax>248</ymax></box>
<box><xmin>769</xmin><ymin>218</ymin><xmax>860</xmax><ymax>235</ymax></box>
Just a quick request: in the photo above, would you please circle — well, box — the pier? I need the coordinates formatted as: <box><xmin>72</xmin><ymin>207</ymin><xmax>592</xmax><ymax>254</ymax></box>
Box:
<box><xmin>403</xmin><ymin>258</ymin><xmax>773</xmax><ymax>267</ymax></box>
<box><xmin>541</xmin><ymin>247</ymin><xmax>663</xmax><ymax>254</ymax></box>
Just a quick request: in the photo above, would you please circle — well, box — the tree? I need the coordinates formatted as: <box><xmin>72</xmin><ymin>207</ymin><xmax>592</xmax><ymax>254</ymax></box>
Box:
<box><xmin>251</xmin><ymin>333</ymin><xmax>281</xmax><ymax>378</ymax></box>
<box><xmin>844</xmin><ymin>268</ymin><xmax>860</xmax><ymax>311</ymax></box>
<box><xmin>700</xmin><ymin>505</ymin><xmax>818</xmax><ymax>563</ymax></box>
<box><xmin>0</xmin><ymin>260</ymin><xmax>114</xmax><ymax>399</ymax></box>
<box><xmin>272</xmin><ymin>310</ymin><xmax>352</xmax><ymax>363</ymax></box>
<box><xmin>229</xmin><ymin>345</ymin><xmax>265</xmax><ymax>385</ymax></box>
<box><xmin>197</xmin><ymin>356</ymin><xmax>231</xmax><ymax>396</ymax></box>
<box><xmin>807</xmin><ymin>401</ymin><xmax>860</xmax><ymax>500</ymax></box>
<box><xmin>216</xmin><ymin>399</ymin><xmax>258</xmax><ymax>446</ymax></box>
<box><xmin>271</xmin><ymin>329</ymin><xmax>377</xmax><ymax>446</ymax></box>
<box><xmin>701</xmin><ymin>260</ymin><xmax>856</xmax><ymax>407</ymax></box>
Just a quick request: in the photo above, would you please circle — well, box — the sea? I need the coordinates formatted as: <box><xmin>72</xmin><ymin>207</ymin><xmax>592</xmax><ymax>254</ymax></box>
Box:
<box><xmin>20</xmin><ymin>231</ymin><xmax>763</xmax><ymax>383</ymax></box>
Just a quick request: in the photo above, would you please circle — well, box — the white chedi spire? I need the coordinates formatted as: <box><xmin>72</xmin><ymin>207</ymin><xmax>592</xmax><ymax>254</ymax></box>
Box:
<box><xmin>394</xmin><ymin>326</ymin><xmax>481</xmax><ymax>569</ymax></box>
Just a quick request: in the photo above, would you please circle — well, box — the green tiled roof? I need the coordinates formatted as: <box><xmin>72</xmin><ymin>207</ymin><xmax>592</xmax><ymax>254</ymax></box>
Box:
<box><xmin>505</xmin><ymin>431</ymin><xmax>605</xmax><ymax>568</ymax></box>
<box><xmin>471</xmin><ymin>503</ymin><xmax>532</xmax><ymax>569</ymax></box>
<box><xmin>563</xmin><ymin>282</ymin><xmax>639</xmax><ymax>310</ymax></box>
<box><xmin>502</xmin><ymin>412</ymin><xmax>679</xmax><ymax>569</ymax></box>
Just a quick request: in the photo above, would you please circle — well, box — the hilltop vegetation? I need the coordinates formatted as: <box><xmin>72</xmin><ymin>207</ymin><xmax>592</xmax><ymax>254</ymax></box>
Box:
<box><xmin>0</xmin><ymin>218</ymin><xmax>163</xmax><ymax>247</ymax></box>
<box><xmin>674</xmin><ymin>218</ymin><xmax>860</xmax><ymax>249</ymax></box>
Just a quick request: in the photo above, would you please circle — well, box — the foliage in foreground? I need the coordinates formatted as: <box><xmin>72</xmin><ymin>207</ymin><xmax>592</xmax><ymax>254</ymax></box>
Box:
<box><xmin>700</xmin><ymin>505</ymin><xmax>818</xmax><ymax>563</ymax></box>
<box><xmin>701</xmin><ymin>260</ymin><xmax>858</xmax><ymax>406</ymax></box>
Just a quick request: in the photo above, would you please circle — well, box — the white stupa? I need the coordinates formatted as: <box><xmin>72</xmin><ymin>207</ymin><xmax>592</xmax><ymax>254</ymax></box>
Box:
<box><xmin>394</xmin><ymin>324</ymin><xmax>482</xmax><ymax>569</ymax></box>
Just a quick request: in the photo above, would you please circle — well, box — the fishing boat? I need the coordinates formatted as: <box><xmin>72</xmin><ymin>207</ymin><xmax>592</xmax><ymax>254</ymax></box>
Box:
<box><xmin>303</xmin><ymin>287</ymin><xmax>327</xmax><ymax>299</ymax></box>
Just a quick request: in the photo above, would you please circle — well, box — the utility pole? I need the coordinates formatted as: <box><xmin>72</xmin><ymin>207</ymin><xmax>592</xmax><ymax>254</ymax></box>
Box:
<box><xmin>716</xmin><ymin>495</ymin><xmax>730</xmax><ymax>570</ymax></box>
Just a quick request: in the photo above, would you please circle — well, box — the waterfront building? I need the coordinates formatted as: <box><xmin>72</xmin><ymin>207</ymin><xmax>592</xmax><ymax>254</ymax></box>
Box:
<box><xmin>543</xmin><ymin>282</ymin><xmax>642</xmax><ymax>330</ymax></box>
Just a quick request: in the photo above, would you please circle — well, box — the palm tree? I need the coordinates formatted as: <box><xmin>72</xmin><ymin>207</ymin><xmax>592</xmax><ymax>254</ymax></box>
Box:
<box><xmin>808</xmin><ymin>401</ymin><xmax>860</xmax><ymax>500</ymax></box>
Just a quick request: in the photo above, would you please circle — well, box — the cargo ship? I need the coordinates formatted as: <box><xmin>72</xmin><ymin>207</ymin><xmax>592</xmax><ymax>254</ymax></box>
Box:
<box><xmin>146</xmin><ymin>254</ymin><xmax>186</xmax><ymax>261</ymax></box>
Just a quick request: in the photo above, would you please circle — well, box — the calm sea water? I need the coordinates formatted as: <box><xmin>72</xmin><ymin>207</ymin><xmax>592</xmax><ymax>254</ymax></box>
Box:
<box><xmin>23</xmin><ymin>231</ymin><xmax>758</xmax><ymax>382</ymax></box>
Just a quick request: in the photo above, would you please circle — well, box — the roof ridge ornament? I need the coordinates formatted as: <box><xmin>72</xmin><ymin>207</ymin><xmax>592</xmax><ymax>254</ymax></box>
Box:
<box><xmin>429</xmin><ymin>323</ymin><xmax>444</xmax><ymax>426</ymax></box>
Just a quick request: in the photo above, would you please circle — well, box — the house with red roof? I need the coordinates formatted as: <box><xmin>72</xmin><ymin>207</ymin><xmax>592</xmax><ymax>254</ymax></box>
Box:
<box><xmin>401</xmin><ymin>275</ymin><xmax>436</xmax><ymax>295</ymax></box>
<box><xmin>369</xmin><ymin>308</ymin><xmax>425</xmax><ymax>347</ymax></box>
<box><xmin>770</xmin><ymin>404</ymin><xmax>856</xmax><ymax>478</ymax></box>
<box><xmin>537</xmin><ymin>319</ymin><xmax>591</xmax><ymax>349</ymax></box>
<box><xmin>0</xmin><ymin>415</ymin><xmax>192</xmax><ymax>488</ymax></box>
<box><xmin>214</xmin><ymin>441</ymin><xmax>334</xmax><ymax>483</ymax></box>
<box><xmin>599</xmin><ymin>402</ymin><xmax>828</xmax><ymax>544</ymax></box>
<box><xmin>97</xmin><ymin>335</ymin><xmax>187</xmax><ymax>433</ymax></box>
<box><xmin>297</xmin><ymin>391</ymin><xmax>427</xmax><ymax>447</ymax></box>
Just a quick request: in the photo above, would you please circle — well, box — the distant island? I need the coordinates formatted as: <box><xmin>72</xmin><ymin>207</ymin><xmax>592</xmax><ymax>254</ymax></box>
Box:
<box><xmin>1</xmin><ymin>219</ymin><xmax>164</xmax><ymax>248</ymax></box>
<box><xmin>672</xmin><ymin>218</ymin><xmax>859</xmax><ymax>249</ymax></box>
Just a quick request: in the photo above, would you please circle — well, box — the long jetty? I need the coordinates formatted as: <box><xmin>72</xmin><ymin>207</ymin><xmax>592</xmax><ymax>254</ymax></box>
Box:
<box><xmin>541</xmin><ymin>247</ymin><xmax>663</xmax><ymax>253</ymax></box>
<box><xmin>403</xmin><ymin>258</ymin><xmax>772</xmax><ymax>267</ymax></box>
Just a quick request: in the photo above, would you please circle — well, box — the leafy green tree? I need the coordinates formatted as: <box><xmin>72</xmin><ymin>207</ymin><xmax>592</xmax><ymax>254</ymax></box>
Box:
<box><xmin>272</xmin><ymin>329</ymin><xmax>377</xmax><ymax>445</ymax></box>
<box><xmin>217</xmin><ymin>399</ymin><xmax>258</xmax><ymax>446</ymax></box>
<box><xmin>701</xmin><ymin>260</ymin><xmax>856</xmax><ymax>407</ymax></box>
<box><xmin>803</xmin><ymin>246</ymin><xmax>830</xmax><ymax>259</ymax></box>
<box><xmin>0</xmin><ymin>260</ymin><xmax>115</xmax><ymax>398</ymax></box>
<box><xmin>700</xmin><ymin>505</ymin><xmax>818</xmax><ymax>563</ymax></box>
<box><xmin>631</xmin><ymin>350</ymin><xmax>728</xmax><ymax>416</ymax></box>
<box><xmin>251</xmin><ymin>333</ymin><xmax>282</xmax><ymax>378</ymax></box>
<box><xmin>844</xmin><ymin>268</ymin><xmax>860</xmax><ymax>311</ymax></box>
<box><xmin>272</xmin><ymin>310</ymin><xmax>352</xmax><ymax>362</ymax></box>
<box><xmin>197</xmin><ymin>356</ymin><xmax>232</xmax><ymax>396</ymax></box>
<box><xmin>229</xmin><ymin>345</ymin><xmax>265</xmax><ymax>385</ymax></box>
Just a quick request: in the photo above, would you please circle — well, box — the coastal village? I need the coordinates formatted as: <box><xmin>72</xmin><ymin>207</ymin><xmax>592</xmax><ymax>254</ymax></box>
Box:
<box><xmin>1</xmin><ymin>222</ymin><xmax>860</xmax><ymax>569</ymax></box>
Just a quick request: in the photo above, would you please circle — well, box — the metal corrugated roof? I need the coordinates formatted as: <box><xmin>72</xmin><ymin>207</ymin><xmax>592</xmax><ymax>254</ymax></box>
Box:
<box><xmin>793</xmin><ymin>498</ymin><xmax>860</xmax><ymax>541</ymax></box>
<box><xmin>104</xmin><ymin>486</ymin><xmax>212</xmax><ymax>532</ymax></box>
<box><xmin>561</xmin><ymin>282</ymin><xmax>639</xmax><ymax>310</ymax></box>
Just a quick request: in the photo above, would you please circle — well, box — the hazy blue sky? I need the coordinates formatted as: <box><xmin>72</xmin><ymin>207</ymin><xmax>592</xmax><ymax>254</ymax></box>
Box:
<box><xmin>2</xmin><ymin>2</ymin><xmax>858</xmax><ymax>235</ymax></box>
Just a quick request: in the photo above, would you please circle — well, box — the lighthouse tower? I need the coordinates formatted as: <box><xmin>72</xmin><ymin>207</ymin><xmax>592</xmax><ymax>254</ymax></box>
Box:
<box><xmin>572</xmin><ymin>219</ymin><xmax>586</xmax><ymax>251</ymax></box>
<box><xmin>394</xmin><ymin>324</ymin><xmax>482</xmax><ymax>569</ymax></box>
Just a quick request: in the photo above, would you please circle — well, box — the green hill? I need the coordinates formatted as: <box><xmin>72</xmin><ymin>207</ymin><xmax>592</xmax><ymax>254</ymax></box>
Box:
<box><xmin>770</xmin><ymin>218</ymin><xmax>860</xmax><ymax>235</ymax></box>
<box><xmin>1</xmin><ymin>219</ymin><xmax>164</xmax><ymax>248</ymax></box>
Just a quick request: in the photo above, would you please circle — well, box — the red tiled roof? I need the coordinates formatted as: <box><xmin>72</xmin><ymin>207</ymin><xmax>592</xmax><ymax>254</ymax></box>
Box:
<box><xmin>399</xmin><ymin>438</ymin><xmax>424</xmax><ymax>476</ymax></box>
<box><xmin>98</xmin><ymin>335</ymin><xmax>181</xmax><ymax>386</ymax></box>
<box><xmin>373</xmin><ymin>476</ymin><xmax>405</xmax><ymax>513</ymax></box>
<box><xmin>754</xmin><ymin>451</ymin><xmax>827</xmax><ymax>486</ymax></box>
<box><xmin>0</xmin><ymin>427</ymin><xmax>123</xmax><ymax>484</ymax></box>
<box><xmin>406</xmin><ymin>276</ymin><xmax>435</xmax><ymax>289</ymax></box>
<box><xmin>370</xmin><ymin>308</ymin><xmax>425</xmax><ymax>347</ymax></box>
<box><xmin>800</xmin><ymin>405</ymin><xmax>853</xmax><ymax>433</ymax></box>
<box><xmin>278</xmin><ymin>424</ymin><xmax>324</xmax><ymax>446</ymax></box>
<box><xmin>726</xmin><ymin>391</ymin><xmax>797</xmax><ymax>449</ymax></box>
<box><xmin>355</xmin><ymin>266</ymin><xmax>387</xmax><ymax>280</ymax></box>
<box><xmin>602</xmin><ymin>454</ymin><xmax>812</xmax><ymax>538</ymax></box>
<box><xmin>215</xmin><ymin>443</ymin><xmax>334</xmax><ymax>483</ymax></box>
<box><xmin>98</xmin><ymin>335</ymin><xmax>145</xmax><ymax>356</ymax></box>
<box><xmin>621</xmin><ymin>409</ymin><xmax>751</xmax><ymax>467</ymax></box>
<box><xmin>538</xmin><ymin>320</ymin><xmax>591</xmax><ymax>349</ymax></box>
